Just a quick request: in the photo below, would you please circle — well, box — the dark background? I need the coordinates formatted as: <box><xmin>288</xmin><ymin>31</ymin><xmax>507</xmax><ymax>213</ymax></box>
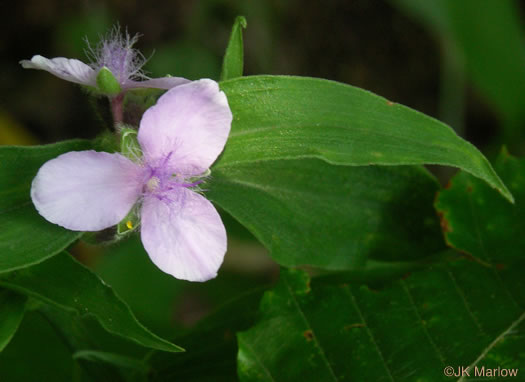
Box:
<box><xmin>3</xmin><ymin>0</ymin><xmax>522</xmax><ymax>149</ymax></box>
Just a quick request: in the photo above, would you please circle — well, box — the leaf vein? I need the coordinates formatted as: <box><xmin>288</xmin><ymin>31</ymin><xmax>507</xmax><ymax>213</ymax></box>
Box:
<box><xmin>401</xmin><ymin>281</ymin><xmax>447</xmax><ymax>366</ymax></box>
<box><xmin>445</xmin><ymin>268</ymin><xmax>486</xmax><ymax>335</ymax></box>
<box><xmin>457</xmin><ymin>311</ymin><xmax>525</xmax><ymax>382</ymax></box>
<box><xmin>283</xmin><ymin>277</ymin><xmax>338</xmax><ymax>382</ymax></box>
<box><xmin>343</xmin><ymin>286</ymin><xmax>395</xmax><ymax>382</ymax></box>
<box><xmin>466</xmin><ymin>190</ymin><xmax>521</xmax><ymax>310</ymax></box>
<box><xmin>238</xmin><ymin>335</ymin><xmax>276</xmax><ymax>382</ymax></box>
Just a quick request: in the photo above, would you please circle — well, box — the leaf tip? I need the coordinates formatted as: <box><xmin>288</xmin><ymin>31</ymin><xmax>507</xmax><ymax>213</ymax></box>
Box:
<box><xmin>235</xmin><ymin>16</ymin><xmax>247</xmax><ymax>29</ymax></box>
<box><xmin>499</xmin><ymin>186</ymin><xmax>515</xmax><ymax>204</ymax></box>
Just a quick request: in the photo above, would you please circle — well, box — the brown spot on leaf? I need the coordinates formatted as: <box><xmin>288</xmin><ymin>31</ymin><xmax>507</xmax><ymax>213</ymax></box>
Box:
<box><xmin>466</xmin><ymin>185</ymin><xmax>473</xmax><ymax>193</ymax></box>
<box><xmin>386</xmin><ymin>100</ymin><xmax>394</xmax><ymax>106</ymax></box>
<box><xmin>495</xmin><ymin>263</ymin><xmax>506</xmax><ymax>270</ymax></box>
<box><xmin>437</xmin><ymin>211</ymin><xmax>452</xmax><ymax>233</ymax></box>
<box><xmin>303</xmin><ymin>330</ymin><xmax>314</xmax><ymax>341</ymax></box>
<box><xmin>445</xmin><ymin>181</ymin><xmax>452</xmax><ymax>189</ymax></box>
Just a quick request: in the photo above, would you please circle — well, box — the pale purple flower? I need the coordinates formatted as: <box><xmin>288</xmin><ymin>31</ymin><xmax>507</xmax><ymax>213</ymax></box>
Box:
<box><xmin>20</xmin><ymin>27</ymin><xmax>189</xmax><ymax>92</ymax></box>
<box><xmin>31</xmin><ymin>79</ymin><xmax>232</xmax><ymax>282</ymax></box>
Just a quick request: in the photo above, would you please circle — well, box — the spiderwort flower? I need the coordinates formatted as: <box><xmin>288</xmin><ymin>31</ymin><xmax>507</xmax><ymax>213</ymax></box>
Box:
<box><xmin>31</xmin><ymin>79</ymin><xmax>232</xmax><ymax>282</ymax></box>
<box><xmin>20</xmin><ymin>26</ymin><xmax>189</xmax><ymax>93</ymax></box>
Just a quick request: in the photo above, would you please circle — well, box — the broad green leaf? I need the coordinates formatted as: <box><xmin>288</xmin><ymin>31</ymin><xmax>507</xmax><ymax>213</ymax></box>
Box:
<box><xmin>0</xmin><ymin>289</ymin><xmax>25</xmax><ymax>352</ymax></box>
<box><xmin>208</xmin><ymin>158</ymin><xmax>445</xmax><ymax>272</ymax></box>
<box><xmin>148</xmin><ymin>288</ymin><xmax>265</xmax><ymax>382</ymax></box>
<box><xmin>95</xmin><ymin>234</ymin><xmax>271</xmax><ymax>339</ymax></box>
<box><xmin>391</xmin><ymin>0</ymin><xmax>525</xmax><ymax>139</ymax></box>
<box><xmin>0</xmin><ymin>252</ymin><xmax>183</xmax><ymax>353</ymax></box>
<box><xmin>238</xmin><ymin>265</ymin><xmax>524</xmax><ymax>381</ymax></box>
<box><xmin>73</xmin><ymin>350</ymin><xmax>149</xmax><ymax>373</ymax></box>
<box><xmin>95</xmin><ymin>236</ymin><xmax>186</xmax><ymax>337</ymax></box>
<box><xmin>39</xmin><ymin>305</ymin><xmax>146</xmax><ymax>382</ymax></box>
<box><xmin>4</xmin><ymin>308</ymin><xmax>125</xmax><ymax>381</ymax></box>
<box><xmin>0</xmin><ymin>140</ymin><xmax>94</xmax><ymax>273</ymax></box>
<box><xmin>219</xmin><ymin>76</ymin><xmax>513</xmax><ymax>202</ymax></box>
<box><xmin>220</xmin><ymin>16</ymin><xmax>247</xmax><ymax>81</ymax></box>
<box><xmin>0</xmin><ymin>311</ymin><xmax>75</xmax><ymax>381</ymax></box>
<box><xmin>435</xmin><ymin>150</ymin><xmax>525</xmax><ymax>304</ymax></box>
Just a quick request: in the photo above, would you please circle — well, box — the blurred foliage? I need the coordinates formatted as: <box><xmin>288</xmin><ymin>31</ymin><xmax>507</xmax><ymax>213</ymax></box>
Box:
<box><xmin>0</xmin><ymin>311</ymin><xmax>76</xmax><ymax>381</ymax></box>
<box><xmin>94</xmin><ymin>235</ymin><xmax>274</xmax><ymax>339</ymax></box>
<box><xmin>2</xmin><ymin>0</ymin><xmax>446</xmax><ymax>144</ymax></box>
<box><xmin>4</xmin><ymin>0</ymin><xmax>522</xmax><ymax>151</ymax></box>
<box><xmin>390</xmin><ymin>0</ymin><xmax>525</xmax><ymax>153</ymax></box>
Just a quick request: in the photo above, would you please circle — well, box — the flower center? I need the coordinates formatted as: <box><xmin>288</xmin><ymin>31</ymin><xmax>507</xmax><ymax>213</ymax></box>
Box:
<box><xmin>146</xmin><ymin>176</ymin><xmax>160</xmax><ymax>192</ymax></box>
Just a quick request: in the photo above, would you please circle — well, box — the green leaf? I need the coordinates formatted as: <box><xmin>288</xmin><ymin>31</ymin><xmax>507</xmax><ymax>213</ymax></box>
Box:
<box><xmin>0</xmin><ymin>289</ymin><xmax>25</xmax><ymax>352</ymax></box>
<box><xmin>95</xmin><ymin>235</ymin><xmax>271</xmax><ymax>340</ymax></box>
<box><xmin>219</xmin><ymin>76</ymin><xmax>513</xmax><ymax>202</ymax></box>
<box><xmin>38</xmin><ymin>306</ymin><xmax>145</xmax><ymax>381</ymax></box>
<box><xmin>73</xmin><ymin>350</ymin><xmax>149</xmax><ymax>373</ymax></box>
<box><xmin>0</xmin><ymin>311</ymin><xmax>75</xmax><ymax>381</ymax></box>
<box><xmin>435</xmin><ymin>150</ymin><xmax>525</xmax><ymax>304</ymax></box>
<box><xmin>148</xmin><ymin>288</ymin><xmax>265</xmax><ymax>382</ymax></box>
<box><xmin>208</xmin><ymin>158</ymin><xmax>445</xmax><ymax>272</ymax></box>
<box><xmin>391</xmin><ymin>0</ymin><xmax>525</xmax><ymax>138</ymax></box>
<box><xmin>0</xmin><ymin>252</ymin><xmax>183</xmax><ymax>353</ymax></box>
<box><xmin>95</xmin><ymin>236</ymin><xmax>186</xmax><ymax>337</ymax></box>
<box><xmin>238</xmin><ymin>265</ymin><xmax>525</xmax><ymax>381</ymax></box>
<box><xmin>220</xmin><ymin>16</ymin><xmax>247</xmax><ymax>81</ymax></box>
<box><xmin>0</xmin><ymin>140</ymin><xmax>95</xmax><ymax>273</ymax></box>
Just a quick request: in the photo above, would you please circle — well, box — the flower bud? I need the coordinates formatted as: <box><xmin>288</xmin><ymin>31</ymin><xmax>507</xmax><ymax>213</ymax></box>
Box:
<box><xmin>96</xmin><ymin>66</ymin><xmax>122</xmax><ymax>96</ymax></box>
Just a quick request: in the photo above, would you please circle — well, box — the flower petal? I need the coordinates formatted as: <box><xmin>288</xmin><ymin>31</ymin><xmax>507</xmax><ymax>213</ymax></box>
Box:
<box><xmin>20</xmin><ymin>55</ymin><xmax>97</xmax><ymax>87</ymax></box>
<box><xmin>31</xmin><ymin>151</ymin><xmax>143</xmax><ymax>231</ymax></box>
<box><xmin>124</xmin><ymin>76</ymin><xmax>191</xmax><ymax>90</ymax></box>
<box><xmin>140</xmin><ymin>188</ymin><xmax>227</xmax><ymax>282</ymax></box>
<box><xmin>137</xmin><ymin>79</ymin><xmax>232</xmax><ymax>175</ymax></box>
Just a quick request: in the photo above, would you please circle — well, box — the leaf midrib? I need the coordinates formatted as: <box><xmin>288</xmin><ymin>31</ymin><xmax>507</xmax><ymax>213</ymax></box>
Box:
<box><xmin>457</xmin><ymin>311</ymin><xmax>525</xmax><ymax>382</ymax></box>
<box><xmin>283</xmin><ymin>276</ymin><xmax>338</xmax><ymax>382</ymax></box>
<box><xmin>343</xmin><ymin>286</ymin><xmax>395</xmax><ymax>382</ymax></box>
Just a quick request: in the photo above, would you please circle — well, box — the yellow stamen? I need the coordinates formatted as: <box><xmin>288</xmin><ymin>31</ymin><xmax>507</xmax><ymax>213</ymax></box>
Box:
<box><xmin>126</xmin><ymin>220</ymin><xmax>133</xmax><ymax>229</ymax></box>
<box><xmin>146</xmin><ymin>176</ymin><xmax>160</xmax><ymax>192</ymax></box>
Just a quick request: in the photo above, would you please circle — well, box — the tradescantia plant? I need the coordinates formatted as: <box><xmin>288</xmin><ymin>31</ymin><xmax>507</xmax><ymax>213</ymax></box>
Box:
<box><xmin>1</xmin><ymin>13</ymin><xmax>524</xmax><ymax>381</ymax></box>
